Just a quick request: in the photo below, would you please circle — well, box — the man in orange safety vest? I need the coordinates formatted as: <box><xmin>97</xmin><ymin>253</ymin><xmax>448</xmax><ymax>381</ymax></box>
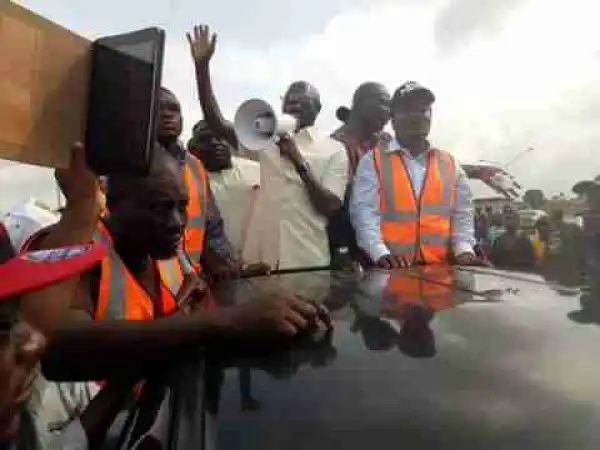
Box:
<box><xmin>350</xmin><ymin>81</ymin><xmax>479</xmax><ymax>268</ymax></box>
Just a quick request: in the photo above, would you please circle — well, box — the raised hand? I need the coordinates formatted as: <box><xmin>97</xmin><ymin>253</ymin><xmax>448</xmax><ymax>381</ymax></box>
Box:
<box><xmin>186</xmin><ymin>24</ymin><xmax>217</xmax><ymax>63</ymax></box>
<box><xmin>55</xmin><ymin>142</ymin><xmax>105</xmax><ymax>217</ymax></box>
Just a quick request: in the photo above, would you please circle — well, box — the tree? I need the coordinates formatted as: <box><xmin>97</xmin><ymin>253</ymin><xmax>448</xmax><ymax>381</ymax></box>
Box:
<box><xmin>523</xmin><ymin>189</ymin><xmax>546</xmax><ymax>209</ymax></box>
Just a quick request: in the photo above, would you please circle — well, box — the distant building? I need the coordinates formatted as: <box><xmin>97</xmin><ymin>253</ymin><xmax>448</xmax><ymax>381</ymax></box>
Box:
<box><xmin>545</xmin><ymin>197</ymin><xmax>585</xmax><ymax>218</ymax></box>
<box><xmin>470</xmin><ymin>179</ymin><xmax>517</xmax><ymax>213</ymax></box>
<box><xmin>474</xmin><ymin>197</ymin><xmax>515</xmax><ymax>213</ymax></box>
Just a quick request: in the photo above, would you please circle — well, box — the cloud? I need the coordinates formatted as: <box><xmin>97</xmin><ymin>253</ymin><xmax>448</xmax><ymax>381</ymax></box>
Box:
<box><xmin>163</xmin><ymin>0</ymin><xmax>600</xmax><ymax>195</ymax></box>
<box><xmin>433</xmin><ymin>0</ymin><xmax>525</xmax><ymax>54</ymax></box>
<box><xmin>3</xmin><ymin>0</ymin><xmax>600</xmax><ymax>210</ymax></box>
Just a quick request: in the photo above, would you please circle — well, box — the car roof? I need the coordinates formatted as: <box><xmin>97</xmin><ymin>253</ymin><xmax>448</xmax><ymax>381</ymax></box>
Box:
<box><xmin>208</xmin><ymin>267</ymin><xmax>599</xmax><ymax>450</ymax></box>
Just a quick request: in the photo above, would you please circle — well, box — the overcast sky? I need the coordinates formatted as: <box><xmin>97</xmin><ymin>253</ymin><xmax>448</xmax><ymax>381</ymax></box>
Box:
<box><xmin>2</xmin><ymin>0</ymin><xmax>600</xmax><ymax>211</ymax></box>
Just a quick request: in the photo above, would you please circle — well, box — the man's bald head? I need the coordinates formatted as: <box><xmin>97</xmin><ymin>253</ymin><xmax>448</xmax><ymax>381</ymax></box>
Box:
<box><xmin>352</xmin><ymin>82</ymin><xmax>389</xmax><ymax>108</ymax></box>
<box><xmin>349</xmin><ymin>82</ymin><xmax>391</xmax><ymax>135</ymax></box>
<box><xmin>282</xmin><ymin>81</ymin><xmax>322</xmax><ymax>128</ymax></box>
<box><xmin>106</xmin><ymin>151</ymin><xmax>188</xmax><ymax>260</ymax></box>
<box><xmin>286</xmin><ymin>81</ymin><xmax>320</xmax><ymax>101</ymax></box>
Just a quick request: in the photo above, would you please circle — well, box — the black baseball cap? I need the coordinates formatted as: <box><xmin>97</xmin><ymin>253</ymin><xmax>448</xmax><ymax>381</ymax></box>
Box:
<box><xmin>391</xmin><ymin>81</ymin><xmax>435</xmax><ymax>110</ymax></box>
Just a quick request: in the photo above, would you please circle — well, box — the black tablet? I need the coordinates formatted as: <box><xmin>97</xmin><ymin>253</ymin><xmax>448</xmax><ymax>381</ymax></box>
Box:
<box><xmin>85</xmin><ymin>27</ymin><xmax>165</xmax><ymax>175</ymax></box>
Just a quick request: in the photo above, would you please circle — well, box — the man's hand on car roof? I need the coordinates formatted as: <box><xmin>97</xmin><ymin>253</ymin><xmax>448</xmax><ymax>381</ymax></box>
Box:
<box><xmin>222</xmin><ymin>293</ymin><xmax>332</xmax><ymax>338</ymax></box>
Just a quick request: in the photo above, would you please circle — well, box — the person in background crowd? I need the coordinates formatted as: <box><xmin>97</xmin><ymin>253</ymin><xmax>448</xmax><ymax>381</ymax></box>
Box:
<box><xmin>187</xmin><ymin>120</ymin><xmax>261</xmax><ymax>257</ymax></box>
<box><xmin>489</xmin><ymin>210</ymin><xmax>536</xmax><ymax>270</ymax></box>
<box><xmin>330</xmin><ymin>82</ymin><xmax>392</xmax><ymax>176</ymax></box>
<box><xmin>157</xmin><ymin>87</ymin><xmax>250</xmax><ymax>282</ymax></box>
<box><xmin>532</xmin><ymin>211</ymin><xmax>585</xmax><ymax>282</ymax></box>
<box><xmin>532</xmin><ymin>216</ymin><xmax>558</xmax><ymax>262</ymax></box>
<box><xmin>350</xmin><ymin>81</ymin><xmax>478</xmax><ymax>268</ymax></box>
<box><xmin>573</xmin><ymin>177</ymin><xmax>600</xmax><ymax>279</ymax></box>
<box><xmin>188</xmin><ymin>25</ymin><xmax>348</xmax><ymax>270</ymax></box>
<box><xmin>487</xmin><ymin>206</ymin><xmax>504</xmax><ymax>244</ymax></box>
<box><xmin>474</xmin><ymin>207</ymin><xmax>490</xmax><ymax>250</ymax></box>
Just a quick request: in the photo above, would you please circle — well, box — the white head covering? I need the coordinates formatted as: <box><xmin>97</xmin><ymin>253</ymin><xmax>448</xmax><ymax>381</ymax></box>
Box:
<box><xmin>2</xmin><ymin>198</ymin><xmax>60</xmax><ymax>252</ymax></box>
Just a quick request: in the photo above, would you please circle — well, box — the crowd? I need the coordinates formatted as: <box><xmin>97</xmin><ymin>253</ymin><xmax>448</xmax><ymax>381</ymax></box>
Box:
<box><xmin>1</xmin><ymin>22</ymin><xmax>600</xmax><ymax>450</ymax></box>
<box><xmin>474</xmin><ymin>204</ymin><xmax>589</xmax><ymax>281</ymax></box>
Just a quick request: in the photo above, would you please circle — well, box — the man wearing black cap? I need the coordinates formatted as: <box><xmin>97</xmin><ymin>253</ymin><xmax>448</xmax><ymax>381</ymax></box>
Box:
<box><xmin>350</xmin><ymin>81</ymin><xmax>478</xmax><ymax>268</ymax></box>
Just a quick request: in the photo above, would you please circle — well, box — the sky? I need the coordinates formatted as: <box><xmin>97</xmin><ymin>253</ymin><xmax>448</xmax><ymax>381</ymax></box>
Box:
<box><xmin>2</xmin><ymin>0</ymin><xmax>600</xmax><ymax>211</ymax></box>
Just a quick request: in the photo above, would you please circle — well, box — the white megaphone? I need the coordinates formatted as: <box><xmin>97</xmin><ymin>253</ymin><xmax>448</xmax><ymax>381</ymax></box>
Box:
<box><xmin>234</xmin><ymin>98</ymin><xmax>298</xmax><ymax>151</ymax></box>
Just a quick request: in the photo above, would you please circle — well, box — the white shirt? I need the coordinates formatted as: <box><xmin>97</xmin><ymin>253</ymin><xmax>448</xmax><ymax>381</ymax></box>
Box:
<box><xmin>208</xmin><ymin>156</ymin><xmax>260</xmax><ymax>254</ymax></box>
<box><xmin>349</xmin><ymin>140</ymin><xmax>475</xmax><ymax>262</ymax></box>
<box><xmin>47</xmin><ymin>419</ymin><xmax>88</xmax><ymax>450</ymax></box>
<box><xmin>242</xmin><ymin>127</ymin><xmax>349</xmax><ymax>270</ymax></box>
<box><xmin>29</xmin><ymin>377</ymin><xmax>99</xmax><ymax>450</ymax></box>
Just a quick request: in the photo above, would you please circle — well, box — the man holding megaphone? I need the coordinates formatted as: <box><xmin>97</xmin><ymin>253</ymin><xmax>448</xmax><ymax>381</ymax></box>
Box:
<box><xmin>189</xmin><ymin>25</ymin><xmax>349</xmax><ymax>270</ymax></box>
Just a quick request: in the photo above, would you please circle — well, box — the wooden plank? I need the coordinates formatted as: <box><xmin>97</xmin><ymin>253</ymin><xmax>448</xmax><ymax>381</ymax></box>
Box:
<box><xmin>0</xmin><ymin>0</ymin><xmax>91</xmax><ymax>168</ymax></box>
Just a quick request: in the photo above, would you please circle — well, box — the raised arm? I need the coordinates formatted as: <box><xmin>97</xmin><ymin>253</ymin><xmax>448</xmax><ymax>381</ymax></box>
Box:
<box><xmin>42</xmin><ymin>271</ymin><xmax>325</xmax><ymax>380</ymax></box>
<box><xmin>21</xmin><ymin>143</ymin><xmax>104</xmax><ymax>337</ymax></box>
<box><xmin>187</xmin><ymin>25</ymin><xmax>238</xmax><ymax>147</ymax></box>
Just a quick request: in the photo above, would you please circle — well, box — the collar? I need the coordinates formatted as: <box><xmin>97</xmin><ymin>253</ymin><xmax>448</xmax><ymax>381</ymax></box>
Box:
<box><xmin>162</xmin><ymin>141</ymin><xmax>187</xmax><ymax>165</ymax></box>
<box><xmin>332</xmin><ymin>125</ymin><xmax>392</xmax><ymax>149</ymax></box>
<box><xmin>330</xmin><ymin>124</ymin><xmax>349</xmax><ymax>142</ymax></box>
<box><xmin>290</xmin><ymin>126</ymin><xmax>320</xmax><ymax>149</ymax></box>
<box><xmin>295</xmin><ymin>125</ymin><xmax>319</xmax><ymax>142</ymax></box>
<box><xmin>385</xmin><ymin>139</ymin><xmax>432</xmax><ymax>157</ymax></box>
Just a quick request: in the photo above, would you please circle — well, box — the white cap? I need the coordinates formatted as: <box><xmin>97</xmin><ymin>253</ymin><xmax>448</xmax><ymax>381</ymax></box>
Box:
<box><xmin>2</xmin><ymin>199</ymin><xmax>60</xmax><ymax>252</ymax></box>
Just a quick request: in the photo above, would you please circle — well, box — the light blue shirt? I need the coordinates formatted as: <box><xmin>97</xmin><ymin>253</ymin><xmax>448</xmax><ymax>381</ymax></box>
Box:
<box><xmin>349</xmin><ymin>140</ymin><xmax>475</xmax><ymax>262</ymax></box>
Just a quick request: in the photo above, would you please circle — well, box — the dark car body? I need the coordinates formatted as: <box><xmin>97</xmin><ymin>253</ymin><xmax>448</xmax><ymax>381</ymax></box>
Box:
<box><xmin>203</xmin><ymin>266</ymin><xmax>600</xmax><ymax>450</ymax></box>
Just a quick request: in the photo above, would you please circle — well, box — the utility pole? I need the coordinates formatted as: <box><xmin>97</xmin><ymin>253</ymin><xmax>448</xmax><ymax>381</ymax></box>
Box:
<box><xmin>504</xmin><ymin>146</ymin><xmax>535</xmax><ymax>169</ymax></box>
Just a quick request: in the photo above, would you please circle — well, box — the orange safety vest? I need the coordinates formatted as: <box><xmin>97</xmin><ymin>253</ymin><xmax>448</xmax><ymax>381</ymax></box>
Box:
<box><xmin>373</xmin><ymin>146</ymin><xmax>457</xmax><ymax>264</ymax></box>
<box><xmin>381</xmin><ymin>266</ymin><xmax>456</xmax><ymax>319</ymax></box>
<box><xmin>182</xmin><ymin>154</ymin><xmax>209</xmax><ymax>268</ymax></box>
<box><xmin>93</xmin><ymin>222</ymin><xmax>181</xmax><ymax>321</ymax></box>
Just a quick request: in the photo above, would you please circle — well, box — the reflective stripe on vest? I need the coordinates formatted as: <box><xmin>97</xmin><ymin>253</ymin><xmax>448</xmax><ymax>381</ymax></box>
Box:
<box><xmin>183</xmin><ymin>155</ymin><xmax>208</xmax><ymax>265</ymax></box>
<box><xmin>93</xmin><ymin>223</ymin><xmax>179</xmax><ymax>321</ymax></box>
<box><xmin>374</xmin><ymin>146</ymin><xmax>456</xmax><ymax>263</ymax></box>
<box><xmin>382</xmin><ymin>267</ymin><xmax>455</xmax><ymax>318</ymax></box>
